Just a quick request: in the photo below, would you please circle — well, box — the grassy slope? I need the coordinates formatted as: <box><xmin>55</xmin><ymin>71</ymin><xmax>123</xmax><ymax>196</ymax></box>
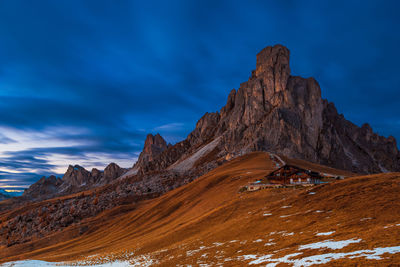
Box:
<box><xmin>1</xmin><ymin>152</ymin><xmax>400</xmax><ymax>266</ymax></box>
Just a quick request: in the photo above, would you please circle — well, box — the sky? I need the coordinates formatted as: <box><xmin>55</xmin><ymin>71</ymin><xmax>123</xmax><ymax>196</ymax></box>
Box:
<box><xmin>0</xmin><ymin>0</ymin><xmax>399</xmax><ymax>192</ymax></box>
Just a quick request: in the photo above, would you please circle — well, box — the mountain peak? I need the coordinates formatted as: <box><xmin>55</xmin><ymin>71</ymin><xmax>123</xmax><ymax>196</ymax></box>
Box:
<box><xmin>147</xmin><ymin>44</ymin><xmax>400</xmax><ymax>174</ymax></box>
<box><xmin>135</xmin><ymin>133</ymin><xmax>168</xmax><ymax>169</ymax></box>
<box><xmin>255</xmin><ymin>44</ymin><xmax>291</xmax><ymax>94</ymax></box>
<box><xmin>63</xmin><ymin>164</ymin><xmax>91</xmax><ymax>186</ymax></box>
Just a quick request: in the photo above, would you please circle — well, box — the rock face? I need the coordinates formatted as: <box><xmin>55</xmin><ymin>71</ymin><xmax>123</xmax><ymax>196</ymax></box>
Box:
<box><xmin>134</xmin><ymin>134</ymin><xmax>170</xmax><ymax>170</ymax></box>
<box><xmin>23</xmin><ymin>163</ymin><xmax>127</xmax><ymax>200</ymax></box>
<box><xmin>12</xmin><ymin>44</ymin><xmax>400</xmax><ymax>203</ymax></box>
<box><xmin>62</xmin><ymin>165</ymin><xmax>92</xmax><ymax>187</ymax></box>
<box><xmin>139</xmin><ymin>44</ymin><xmax>400</xmax><ymax>174</ymax></box>
<box><xmin>61</xmin><ymin>163</ymin><xmax>126</xmax><ymax>188</ymax></box>
<box><xmin>102</xmin><ymin>163</ymin><xmax>126</xmax><ymax>184</ymax></box>
<box><xmin>22</xmin><ymin>175</ymin><xmax>63</xmax><ymax>199</ymax></box>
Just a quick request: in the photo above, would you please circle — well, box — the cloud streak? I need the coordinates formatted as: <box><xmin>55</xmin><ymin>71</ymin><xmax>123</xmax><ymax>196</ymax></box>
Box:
<box><xmin>0</xmin><ymin>0</ymin><xmax>399</xmax><ymax>188</ymax></box>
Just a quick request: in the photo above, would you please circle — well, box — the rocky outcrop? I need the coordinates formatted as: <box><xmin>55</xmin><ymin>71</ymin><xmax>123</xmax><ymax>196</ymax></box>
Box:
<box><xmin>135</xmin><ymin>134</ymin><xmax>169</xmax><ymax>167</ymax></box>
<box><xmin>138</xmin><ymin>44</ymin><xmax>400</xmax><ymax>174</ymax></box>
<box><xmin>101</xmin><ymin>163</ymin><xmax>126</xmax><ymax>184</ymax></box>
<box><xmin>62</xmin><ymin>165</ymin><xmax>92</xmax><ymax>187</ymax></box>
<box><xmin>22</xmin><ymin>175</ymin><xmax>63</xmax><ymax>199</ymax></box>
<box><xmin>61</xmin><ymin>163</ymin><xmax>126</xmax><ymax>188</ymax></box>
<box><xmin>22</xmin><ymin>163</ymin><xmax>127</xmax><ymax>201</ymax></box>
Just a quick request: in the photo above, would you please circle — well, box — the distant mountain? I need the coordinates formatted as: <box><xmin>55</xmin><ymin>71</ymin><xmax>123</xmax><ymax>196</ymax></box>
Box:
<box><xmin>0</xmin><ymin>189</ymin><xmax>23</xmax><ymax>200</ymax></box>
<box><xmin>21</xmin><ymin>163</ymin><xmax>127</xmax><ymax>201</ymax></box>
<box><xmin>2</xmin><ymin>44</ymin><xmax>400</xmax><ymax>255</ymax></box>
<box><xmin>9</xmin><ymin>44</ymin><xmax>400</xmax><ymax>206</ymax></box>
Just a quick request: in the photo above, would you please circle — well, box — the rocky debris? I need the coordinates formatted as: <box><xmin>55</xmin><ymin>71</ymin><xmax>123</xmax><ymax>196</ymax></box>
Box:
<box><xmin>0</xmin><ymin>166</ymin><xmax>203</xmax><ymax>247</ymax></box>
<box><xmin>3</xmin><ymin>43</ymin><xmax>400</xmax><ymax>248</ymax></box>
<box><xmin>142</xmin><ymin>44</ymin><xmax>400</xmax><ymax>174</ymax></box>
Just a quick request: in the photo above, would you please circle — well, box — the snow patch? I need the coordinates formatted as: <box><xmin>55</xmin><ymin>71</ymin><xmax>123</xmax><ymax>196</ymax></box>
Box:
<box><xmin>240</xmin><ymin>246</ymin><xmax>400</xmax><ymax>266</ymax></box>
<box><xmin>186</xmin><ymin>246</ymin><xmax>207</xmax><ymax>256</ymax></box>
<box><xmin>315</xmin><ymin>231</ymin><xmax>335</xmax><ymax>236</ymax></box>
<box><xmin>282</xmin><ymin>232</ymin><xmax>294</xmax><ymax>236</ymax></box>
<box><xmin>299</xmin><ymin>238</ymin><xmax>362</xmax><ymax>250</ymax></box>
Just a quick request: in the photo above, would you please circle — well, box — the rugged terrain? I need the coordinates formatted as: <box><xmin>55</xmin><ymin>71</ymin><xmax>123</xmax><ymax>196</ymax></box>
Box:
<box><xmin>8</xmin><ymin>44</ymin><xmax>400</xmax><ymax>206</ymax></box>
<box><xmin>139</xmin><ymin>45</ymin><xmax>400</xmax><ymax>175</ymax></box>
<box><xmin>1</xmin><ymin>44</ymin><xmax>400</xmax><ymax>265</ymax></box>
<box><xmin>1</xmin><ymin>152</ymin><xmax>399</xmax><ymax>266</ymax></box>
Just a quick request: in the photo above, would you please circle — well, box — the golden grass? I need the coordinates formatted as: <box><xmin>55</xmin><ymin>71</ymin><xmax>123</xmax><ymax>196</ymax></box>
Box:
<box><xmin>1</xmin><ymin>152</ymin><xmax>399</xmax><ymax>266</ymax></box>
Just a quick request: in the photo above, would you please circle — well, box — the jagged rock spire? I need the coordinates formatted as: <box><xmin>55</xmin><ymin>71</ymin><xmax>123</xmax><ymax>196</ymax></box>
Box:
<box><xmin>135</xmin><ymin>133</ymin><xmax>169</xmax><ymax>168</ymax></box>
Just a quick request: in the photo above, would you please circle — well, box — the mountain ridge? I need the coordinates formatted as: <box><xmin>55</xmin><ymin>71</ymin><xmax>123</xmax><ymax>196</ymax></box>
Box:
<box><xmin>136</xmin><ymin>44</ymin><xmax>400</xmax><ymax>174</ymax></box>
<box><xmin>6</xmin><ymin>43</ymin><xmax>399</xmax><ymax>207</ymax></box>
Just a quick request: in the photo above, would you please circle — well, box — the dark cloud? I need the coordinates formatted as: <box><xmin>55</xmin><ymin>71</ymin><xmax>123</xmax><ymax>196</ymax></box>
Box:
<box><xmin>0</xmin><ymin>0</ymin><xmax>399</xmax><ymax>188</ymax></box>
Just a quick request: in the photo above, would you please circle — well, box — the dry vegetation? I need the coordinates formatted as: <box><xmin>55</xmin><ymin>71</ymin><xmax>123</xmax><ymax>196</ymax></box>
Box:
<box><xmin>1</xmin><ymin>152</ymin><xmax>400</xmax><ymax>266</ymax></box>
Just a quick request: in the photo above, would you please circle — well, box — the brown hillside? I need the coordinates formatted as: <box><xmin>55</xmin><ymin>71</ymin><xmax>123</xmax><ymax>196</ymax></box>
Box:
<box><xmin>1</xmin><ymin>152</ymin><xmax>400</xmax><ymax>266</ymax></box>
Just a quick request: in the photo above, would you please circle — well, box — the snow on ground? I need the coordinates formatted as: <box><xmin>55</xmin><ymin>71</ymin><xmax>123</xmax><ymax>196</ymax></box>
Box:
<box><xmin>240</xmin><ymin>245</ymin><xmax>400</xmax><ymax>266</ymax></box>
<box><xmin>186</xmin><ymin>246</ymin><xmax>208</xmax><ymax>256</ymax></box>
<box><xmin>299</xmin><ymin>238</ymin><xmax>362</xmax><ymax>250</ymax></box>
<box><xmin>282</xmin><ymin>232</ymin><xmax>294</xmax><ymax>236</ymax></box>
<box><xmin>281</xmin><ymin>205</ymin><xmax>292</xmax><ymax>209</ymax></box>
<box><xmin>263</xmin><ymin>212</ymin><xmax>272</xmax><ymax>216</ymax></box>
<box><xmin>315</xmin><ymin>231</ymin><xmax>335</xmax><ymax>236</ymax></box>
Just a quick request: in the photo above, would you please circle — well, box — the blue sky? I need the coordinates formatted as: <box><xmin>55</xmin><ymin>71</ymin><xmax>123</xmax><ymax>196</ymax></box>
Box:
<box><xmin>0</xmin><ymin>0</ymin><xmax>399</xmax><ymax>191</ymax></box>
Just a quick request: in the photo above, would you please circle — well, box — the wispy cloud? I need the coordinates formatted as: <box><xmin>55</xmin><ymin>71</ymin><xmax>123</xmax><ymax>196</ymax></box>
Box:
<box><xmin>0</xmin><ymin>0</ymin><xmax>399</xmax><ymax>189</ymax></box>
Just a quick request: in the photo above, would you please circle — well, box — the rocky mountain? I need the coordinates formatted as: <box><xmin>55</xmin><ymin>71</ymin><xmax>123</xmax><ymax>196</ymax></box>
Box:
<box><xmin>137</xmin><ymin>44</ymin><xmax>400</xmax><ymax>174</ymax></box>
<box><xmin>102</xmin><ymin>163</ymin><xmax>127</xmax><ymax>184</ymax></box>
<box><xmin>62</xmin><ymin>165</ymin><xmax>92</xmax><ymax>187</ymax></box>
<box><xmin>14</xmin><ymin>44</ymin><xmax>400</xmax><ymax>205</ymax></box>
<box><xmin>135</xmin><ymin>134</ymin><xmax>169</xmax><ymax>167</ymax></box>
<box><xmin>2</xmin><ymin>44</ymin><xmax>400</xmax><ymax>251</ymax></box>
<box><xmin>62</xmin><ymin>162</ymin><xmax>127</xmax><ymax>188</ymax></box>
<box><xmin>22</xmin><ymin>175</ymin><xmax>63</xmax><ymax>199</ymax></box>
<box><xmin>22</xmin><ymin>163</ymin><xmax>127</xmax><ymax>201</ymax></box>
